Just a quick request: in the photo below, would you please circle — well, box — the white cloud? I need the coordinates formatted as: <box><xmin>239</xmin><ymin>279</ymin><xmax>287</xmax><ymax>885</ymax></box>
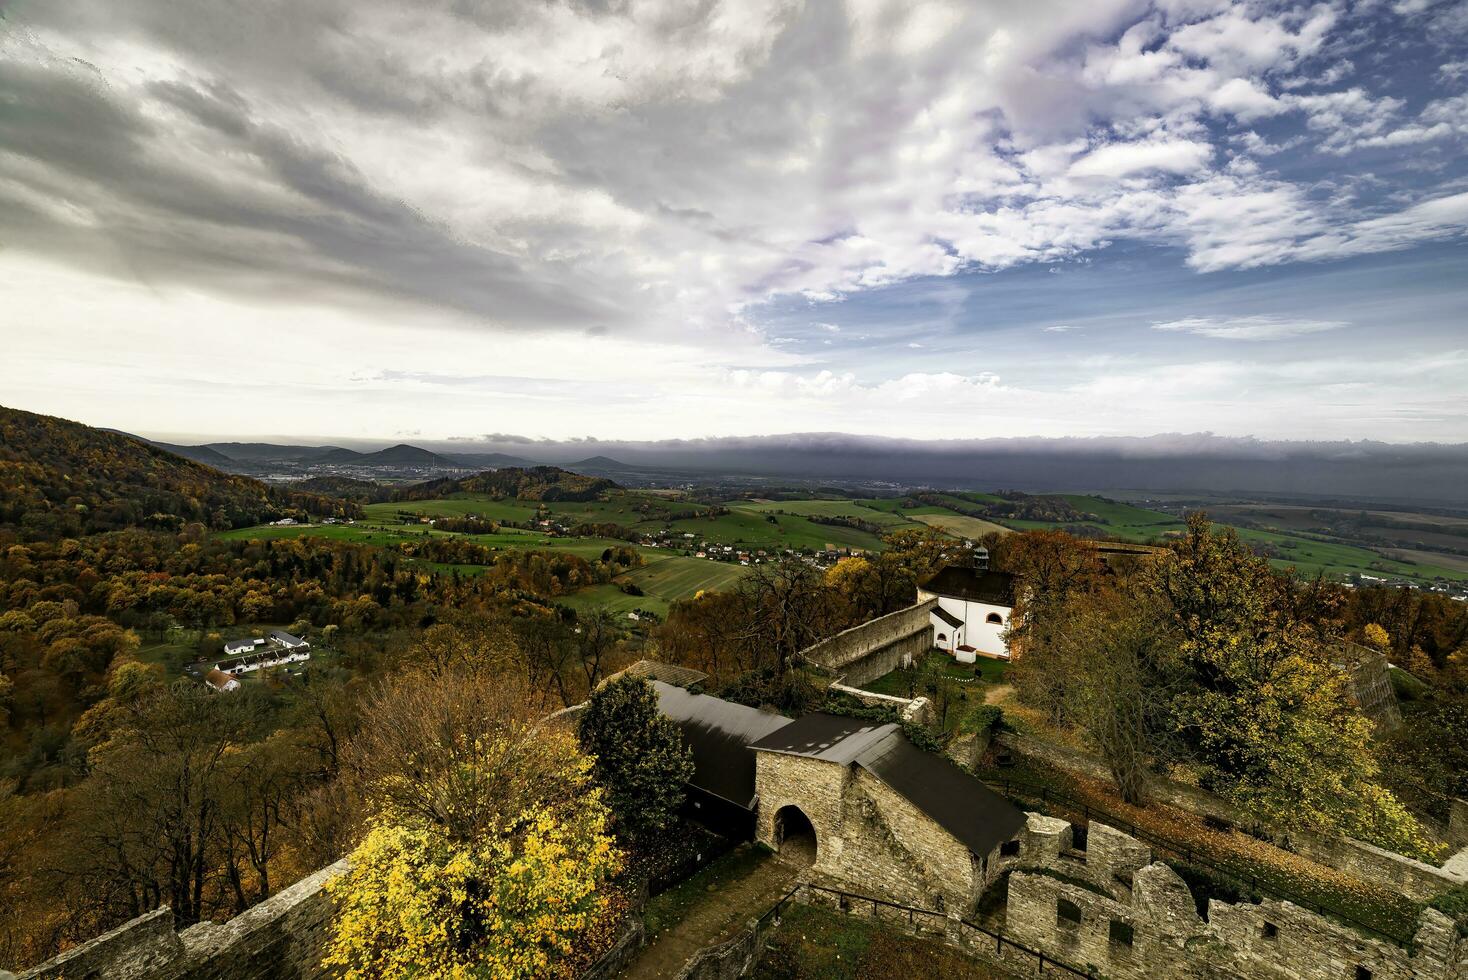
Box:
<box><xmin>1068</xmin><ymin>138</ymin><xmax>1214</xmax><ymax>178</ymax></box>
<box><xmin>1208</xmin><ymin>77</ymin><xmax>1283</xmax><ymax>121</ymax></box>
<box><xmin>1044</xmin><ymin>324</ymin><xmax>1081</xmax><ymax>332</ymax></box>
<box><xmin>1</xmin><ymin>0</ymin><xmax>1466</xmax><ymax>442</ymax></box>
<box><xmin>1151</xmin><ymin>315</ymin><xmax>1348</xmax><ymax>340</ymax></box>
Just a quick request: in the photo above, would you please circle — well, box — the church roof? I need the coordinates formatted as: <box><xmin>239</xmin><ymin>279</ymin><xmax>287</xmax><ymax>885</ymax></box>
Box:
<box><xmin>919</xmin><ymin>566</ymin><xmax>1016</xmax><ymax>606</ymax></box>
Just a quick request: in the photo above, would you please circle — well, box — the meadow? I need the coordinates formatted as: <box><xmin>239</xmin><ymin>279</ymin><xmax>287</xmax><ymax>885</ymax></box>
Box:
<box><xmin>217</xmin><ymin>483</ymin><xmax>1467</xmax><ymax>622</ymax></box>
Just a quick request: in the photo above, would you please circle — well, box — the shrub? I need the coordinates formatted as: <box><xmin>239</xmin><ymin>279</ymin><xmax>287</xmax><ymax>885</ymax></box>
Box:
<box><xmin>959</xmin><ymin>704</ymin><xmax>1002</xmax><ymax>736</ymax></box>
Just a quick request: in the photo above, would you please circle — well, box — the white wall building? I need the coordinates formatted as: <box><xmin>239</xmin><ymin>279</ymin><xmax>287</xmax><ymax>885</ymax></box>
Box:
<box><xmin>917</xmin><ymin>565</ymin><xmax>1017</xmax><ymax>662</ymax></box>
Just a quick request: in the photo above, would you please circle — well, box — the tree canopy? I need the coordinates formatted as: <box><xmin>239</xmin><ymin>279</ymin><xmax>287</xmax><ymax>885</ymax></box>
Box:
<box><xmin>577</xmin><ymin>676</ymin><xmax>693</xmax><ymax>840</ymax></box>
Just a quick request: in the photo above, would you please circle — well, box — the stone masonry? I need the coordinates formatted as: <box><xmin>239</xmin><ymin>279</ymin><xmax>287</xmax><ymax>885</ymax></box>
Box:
<box><xmin>797</xmin><ymin>598</ymin><xmax>937</xmax><ymax>686</ymax></box>
<box><xmin>753</xmin><ymin>749</ymin><xmax>1007</xmax><ymax>914</ymax></box>
<box><xmin>1001</xmin><ymin>815</ymin><xmax>1467</xmax><ymax>980</ymax></box>
<box><xmin>11</xmin><ymin>859</ymin><xmax>348</xmax><ymax>980</ymax></box>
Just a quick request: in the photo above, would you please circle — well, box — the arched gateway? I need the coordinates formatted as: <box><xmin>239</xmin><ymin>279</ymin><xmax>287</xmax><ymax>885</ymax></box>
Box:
<box><xmin>773</xmin><ymin>804</ymin><xmax>817</xmax><ymax>865</ymax></box>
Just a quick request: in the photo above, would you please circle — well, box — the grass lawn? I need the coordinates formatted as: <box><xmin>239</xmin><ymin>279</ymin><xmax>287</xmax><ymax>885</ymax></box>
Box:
<box><xmin>363</xmin><ymin>496</ymin><xmax>540</xmax><ymax>522</ymax></box>
<box><xmin>1232</xmin><ymin>527</ymin><xmax>1467</xmax><ymax>583</ymax></box>
<box><xmin>659</xmin><ymin>512</ymin><xmax>887</xmax><ymax>552</ymax></box>
<box><xmin>751</xmin><ymin>902</ymin><xmax>1020</xmax><ymax>979</ymax></box>
<box><xmin>863</xmin><ymin>650</ymin><xmax>1007</xmax><ymax>698</ymax></box>
<box><xmin>558</xmin><ymin>583</ymin><xmax>668</xmax><ymax>618</ymax></box>
<box><xmin>1059</xmin><ymin>494</ymin><xmax>1180</xmax><ymax>528</ymax></box>
<box><xmin>558</xmin><ymin>554</ymin><xmax>753</xmax><ymax>617</ymax></box>
<box><xmin>627</xmin><ymin>554</ymin><xmax>751</xmax><ymax>598</ymax></box>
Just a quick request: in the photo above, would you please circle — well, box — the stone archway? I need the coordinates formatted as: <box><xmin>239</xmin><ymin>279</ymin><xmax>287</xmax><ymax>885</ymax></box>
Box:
<box><xmin>773</xmin><ymin>804</ymin><xmax>817</xmax><ymax>867</ymax></box>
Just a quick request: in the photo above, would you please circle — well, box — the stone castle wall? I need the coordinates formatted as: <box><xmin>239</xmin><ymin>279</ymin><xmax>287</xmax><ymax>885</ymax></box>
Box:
<box><xmin>797</xmin><ymin>598</ymin><xmax>937</xmax><ymax>686</ymax></box>
<box><xmin>1001</xmin><ymin>816</ymin><xmax>1467</xmax><ymax>980</ymax></box>
<box><xmin>14</xmin><ymin>860</ymin><xmax>348</xmax><ymax>980</ymax></box>
<box><xmin>997</xmin><ymin>730</ymin><xmax>1467</xmax><ymax>902</ymax></box>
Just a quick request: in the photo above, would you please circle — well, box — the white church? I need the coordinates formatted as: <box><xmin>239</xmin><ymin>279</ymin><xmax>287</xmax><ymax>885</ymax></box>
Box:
<box><xmin>918</xmin><ymin>548</ymin><xmax>1017</xmax><ymax>662</ymax></box>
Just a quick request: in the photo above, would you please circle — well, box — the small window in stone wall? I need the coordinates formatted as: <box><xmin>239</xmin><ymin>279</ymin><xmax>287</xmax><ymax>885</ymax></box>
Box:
<box><xmin>1261</xmin><ymin>921</ymin><xmax>1278</xmax><ymax>940</ymax></box>
<box><xmin>1000</xmin><ymin>839</ymin><xmax>1020</xmax><ymax>857</ymax></box>
<box><xmin>1070</xmin><ymin>823</ymin><xmax>1088</xmax><ymax>851</ymax></box>
<box><xmin>1057</xmin><ymin>898</ymin><xmax>1082</xmax><ymax>928</ymax></box>
<box><xmin>1355</xmin><ymin>968</ymin><xmax>1372</xmax><ymax>980</ymax></box>
<box><xmin>1109</xmin><ymin>920</ymin><xmax>1134</xmax><ymax>947</ymax></box>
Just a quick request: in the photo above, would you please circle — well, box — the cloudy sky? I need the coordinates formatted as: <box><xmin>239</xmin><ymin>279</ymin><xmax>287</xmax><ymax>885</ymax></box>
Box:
<box><xmin>2</xmin><ymin>0</ymin><xmax>1466</xmax><ymax>444</ymax></box>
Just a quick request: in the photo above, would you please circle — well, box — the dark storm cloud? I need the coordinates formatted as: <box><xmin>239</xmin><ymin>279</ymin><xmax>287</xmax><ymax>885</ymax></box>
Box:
<box><xmin>0</xmin><ymin>33</ymin><xmax>623</xmax><ymax>328</ymax></box>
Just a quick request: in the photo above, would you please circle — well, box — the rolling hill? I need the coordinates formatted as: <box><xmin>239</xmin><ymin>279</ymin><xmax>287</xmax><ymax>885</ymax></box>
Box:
<box><xmin>397</xmin><ymin>466</ymin><xmax>618</xmax><ymax>503</ymax></box>
<box><xmin>0</xmin><ymin>406</ymin><xmax>355</xmax><ymax>539</ymax></box>
<box><xmin>318</xmin><ymin>443</ymin><xmax>460</xmax><ymax>467</ymax></box>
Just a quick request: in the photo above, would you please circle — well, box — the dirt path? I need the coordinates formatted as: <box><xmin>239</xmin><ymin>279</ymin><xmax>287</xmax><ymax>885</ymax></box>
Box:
<box><xmin>984</xmin><ymin>683</ymin><xmax>1013</xmax><ymax>705</ymax></box>
<box><xmin>619</xmin><ymin>843</ymin><xmax>810</xmax><ymax>980</ymax></box>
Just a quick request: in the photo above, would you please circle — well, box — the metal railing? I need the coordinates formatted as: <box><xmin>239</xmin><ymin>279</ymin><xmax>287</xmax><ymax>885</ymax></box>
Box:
<box><xmin>979</xmin><ymin>774</ymin><xmax>1415</xmax><ymax>946</ymax></box>
<box><xmin>756</xmin><ymin>881</ymin><xmax>1096</xmax><ymax>978</ymax></box>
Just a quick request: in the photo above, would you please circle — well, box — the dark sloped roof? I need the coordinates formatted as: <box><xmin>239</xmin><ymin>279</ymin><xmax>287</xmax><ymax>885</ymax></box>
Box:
<box><xmin>651</xmin><ymin>681</ymin><xmax>792</xmax><ymax>809</ymax></box>
<box><xmin>616</xmin><ymin>660</ymin><xmax>709</xmax><ymax>690</ymax></box>
<box><xmin>932</xmin><ymin>605</ymin><xmax>964</xmax><ymax>629</ymax></box>
<box><xmin>748</xmin><ymin>714</ymin><xmax>897</xmax><ymax>764</ymax></box>
<box><xmin>919</xmin><ymin>566</ymin><xmax>1016</xmax><ymax>606</ymax></box>
<box><xmin>855</xmin><ymin>731</ymin><xmax>1026</xmax><ymax>856</ymax></box>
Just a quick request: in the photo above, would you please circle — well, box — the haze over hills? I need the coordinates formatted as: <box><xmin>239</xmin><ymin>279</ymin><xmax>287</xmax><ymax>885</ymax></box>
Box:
<box><xmin>132</xmin><ymin>428</ymin><xmax>1468</xmax><ymax>507</ymax></box>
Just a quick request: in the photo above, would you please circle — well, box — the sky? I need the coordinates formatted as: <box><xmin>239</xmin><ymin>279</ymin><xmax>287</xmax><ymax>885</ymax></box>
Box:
<box><xmin>1</xmin><ymin>0</ymin><xmax>1466</xmax><ymax>445</ymax></box>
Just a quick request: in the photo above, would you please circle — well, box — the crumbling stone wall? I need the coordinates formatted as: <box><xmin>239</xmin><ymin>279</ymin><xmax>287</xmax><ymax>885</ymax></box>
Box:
<box><xmin>1001</xmin><ymin>818</ymin><xmax>1468</xmax><ymax>980</ymax></box>
<box><xmin>797</xmin><ymin>599</ymin><xmax>937</xmax><ymax>686</ymax></box>
<box><xmin>997</xmin><ymin>730</ymin><xmax>1467</xmax><ymax>902</ymax></box>
<box><xmin>825</xmin><ymin>682</ymin><xmax>932</xmax><ymax>725</ymax></box>
<box><xmin>14</xmin><ymin>859</ymin><xmax>348</xmax><ymax>980</ymax></box>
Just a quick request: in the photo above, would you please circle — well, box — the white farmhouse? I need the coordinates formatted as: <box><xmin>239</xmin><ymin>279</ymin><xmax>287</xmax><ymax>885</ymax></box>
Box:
<box><xmin>917</xmin><ymin>564</ymin><xmax>1017</xmax><ymax>662</ymax></box>
<box><xmin>204</xmin><ymin>668</ymin><xmax>240</xmax><ymax>693</ymax></box>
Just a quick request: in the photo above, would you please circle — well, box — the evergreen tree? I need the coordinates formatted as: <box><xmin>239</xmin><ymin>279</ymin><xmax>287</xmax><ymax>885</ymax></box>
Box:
<box><xmin>577</xmin><ymin>676</ymin><xmax>693</xmax><ymax>839</ymax></box>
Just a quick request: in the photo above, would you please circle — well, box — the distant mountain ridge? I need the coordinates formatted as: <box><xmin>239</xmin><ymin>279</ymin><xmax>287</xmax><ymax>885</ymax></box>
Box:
<box><xmin>567</xmin><ymin>455</ymin><xmax>633</xmax><ymax>471</ymax></box>
<box><xmin>201</xmin><ymin>442</ymin><xmax>351</xmax><ymax>462</ymax></box>
<box><xmin>134</xmin><ymin>438</ymin><xmax>488</xmax><ymax>473</ymax></box>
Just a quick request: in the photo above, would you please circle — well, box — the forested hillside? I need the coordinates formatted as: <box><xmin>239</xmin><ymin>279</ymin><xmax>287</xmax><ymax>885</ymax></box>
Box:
<box><xmin>397</xmin><ymin>465</ymin><xmax>617</xmax><ymax>502</ymax></box>
<box><xmin>287</xmin><ymin>476</ymin><xmax>394</xmax><ymax>503</ymax></box>
<box><xmin>0</xmin><ymin>407</ymin><xmax>357</xmax><ymax>538</ymax></box>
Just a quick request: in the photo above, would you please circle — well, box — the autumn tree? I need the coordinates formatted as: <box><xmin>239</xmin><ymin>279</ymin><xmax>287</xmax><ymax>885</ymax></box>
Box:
<box><xmin>327</xmin><ymin>671</ymin><xmax>621</xmax><ymax>980</ymax></box>
<box><xmin>577</xmin><ymin>676</ymin><xmax>693</xmax><ymax>840</ymax></box>
<box><xmin>1047</xmin><ymin>588</ymin><xmax>1183</xmax><ymax>804</ymax></box>
<box><xmin>1002</xmin><ymin>530</ymin><xmax>1104</xmax><ymax>722</ymax></box>
<box><xmin>737</xmin><ymin>558</ymin><xmax>839</xmax><ymax>677</ymax></box>
<box><xmin>1155</xmin><ymin>514</ymin><xmax>1428</xmax><ymax>854</ymax></box>
<box><xmin>63</xmin><ymin>680</ymin><xmax>270</xmax><ymax>929</ymax></box>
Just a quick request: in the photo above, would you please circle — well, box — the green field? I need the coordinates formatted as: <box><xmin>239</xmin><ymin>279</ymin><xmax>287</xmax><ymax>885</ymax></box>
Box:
<box><xmin>218</xmin><ymin>482</ymin><xmax>1466</xmax><ymax>620</ymax></box>
<box><xmin>730</xmin><ymin>498</ymin><xmax>921</xmax><ymax>529</ymax></box>
<box><xmin>558</xmin><ymin>554</ymin><xmax>753</xmax><ymax>618</ymax></box>
<box><xmin>910</xmin><ymin>512</ymin><xmax>1011</xmax><ymax>538</ymax></box>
